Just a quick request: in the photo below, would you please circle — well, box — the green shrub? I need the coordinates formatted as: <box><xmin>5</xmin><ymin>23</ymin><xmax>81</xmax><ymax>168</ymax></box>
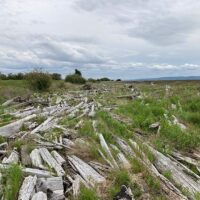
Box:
<box><xmin>65</xmin><ymin>74</ymin><xmax>86</xmax><ymax>84</ymax></box>
<box><xmin>1</xmin><ymin>164</ymin><xmax>23</xmax><ymax>200</ymax></box>
<box><xmin>26</xmin><ymin>71</ymin><xmax>52</xmax><ymax>91</ymax></box>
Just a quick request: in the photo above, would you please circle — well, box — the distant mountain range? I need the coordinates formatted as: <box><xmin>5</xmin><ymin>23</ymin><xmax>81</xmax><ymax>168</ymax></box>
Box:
<box><xmin>131</xmin><ymin>76</ymin><xmax>200</xmax><ymax>81</ymax></box>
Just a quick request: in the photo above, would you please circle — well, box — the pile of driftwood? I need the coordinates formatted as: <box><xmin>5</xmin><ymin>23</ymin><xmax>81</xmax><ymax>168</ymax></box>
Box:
<box><xmin>0</xmin><ymin>93</ymin><xmax>109</xmax><ymax>200</ymax></box>
<box><xmin>0</xmin><ymin>88</ymin><xmax>199</xmax><ymax>200</ymax></box>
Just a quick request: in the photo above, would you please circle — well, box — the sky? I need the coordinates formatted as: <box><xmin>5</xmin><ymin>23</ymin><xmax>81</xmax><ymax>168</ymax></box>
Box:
<box><xmin>0</xmin><ymin>0</ymin><xmax>200</xmax><ymax>79</ymax></box>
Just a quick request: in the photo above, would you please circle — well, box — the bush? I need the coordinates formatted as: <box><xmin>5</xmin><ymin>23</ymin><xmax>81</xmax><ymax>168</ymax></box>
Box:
<box><xmin>26</xmin><ymin>71</ymin><xmax>52</xmax><ymax>91</ymax></box>
<box><xmin>51</xmin><ymin>73</ymin><xmax>61</xmax><ymax>80</ymax></box>
<box><xmin>65</xmin><ymin>74</ymin><xmax>86</xmax><ymax>84</ymax></box>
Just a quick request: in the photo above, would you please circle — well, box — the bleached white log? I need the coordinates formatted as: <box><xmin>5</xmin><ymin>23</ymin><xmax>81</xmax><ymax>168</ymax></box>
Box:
<box><xmin>39</xmin><ymin>148</ymin><xmax>65</xmax><ymax>176</ymax></box>
<box><xmin>23</xmin><ymin>168</ymin><xmax>53</xmax><ymax>178</ymax></box>
<box><xmin>2</xmin><ymin>150</ymin><xmax>19</xmax><ymax>164</ymax></box>
<box><xmin>88</xmin><ymin>104</ymin><xmax>96</xmax><ymax>117</ymax></box>
<box><xmin>30</xmin><ymin>149</ymin><xmax>46</xmax><ymax>170</ymax></box>
<box><xmin>51</xmin><ymin>151</ymin><xmax>66</xmax><ymax>165</ymax></box>
<box><xmin>147</xmin><ymin>144</ymin><xmax>200</xmax><ymax>198</ymax></box>
<box><xmin>172</xmin><ymin>151</ymin><xmax>200</xmax><ymax>172</ymax></box>
<box><xmin>117</xmin><ymin>152</ymin><xmax>131</xmax><ymax>169</ymax></box>
<box><xmin>31</xmin><ymin>192</ymin><xmax>47</xmax><ymax>200</ymax></box>
<box><xmin>68</xmin><ymin>155</ymin><xmax>105</xmax><ymax>187</ymax></box>
<box><xmin>2</xmin><ymin>98</ymin><xmax>14</xmax><ymax>106</ymax></box>
<box><xmin>98</xmin><ymin>149</ymin><xmax>114</xmax><ymax>168</ymax></box>
<box><xmin>116</xmin><ymin>137</ymin><xmax>135</xmax><ymax>156</ymax></box>
<box><xmin>18</xmin><ymin>176</ymin><xmax>37</xmax><ymax>200</ymax></box>
<box><xmin>31</xmin><ymin>117</ymin><xmax>55</xmax><ymax>134</ymax></box>
<box><xmin>0</xmin><ymin>164</ymin><xmax>52</xmax><ymax>178</ymax></box>
<box><xmin>118</xmin><ymin>137</ymin><xmax>187</xmax><ymax>200</ymax></box>
<box><xmin>0</xmin><ymin>114</ymin><xmax>36</xmax><ymax>137</ymax></box>
<box><xmin>99</xmin><ymin>133</ymin><xmax>118</xmax><ymax>168</ymax></box>
<box><xmin>15</xmin><ymin>108</ymin><xmax>40</xmax><ymax>118</ymax></box>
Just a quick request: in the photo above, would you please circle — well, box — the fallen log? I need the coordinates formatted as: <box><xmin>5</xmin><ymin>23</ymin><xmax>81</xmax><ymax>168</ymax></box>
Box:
<box><xmin>30</xmin><ymin>149</ymin><xmax>47</xmax><ymax>170</ymax></box>
<box><xmin>0</xmin><ymin>164</ymin><xmax>53</xmax><ymax>178</ymax></box>
<box><xmin>18</xmin><ymin>176</ymin><xmax>37</xmax><ymax>200</ymax></box>
<box><xmin>117</xmin><ymin>152</ymin><xmax>131</xmax><ymax>169</ymax></box>
<box><xmin>117</xmin><ymin>137</ymin><xmax>188</xmax><ymax>200</ymax></box>
<box><xmin>23</xmin><ymin>168</ymin><xmax>53</xmax><ymax>178</ymax></box>
<box><xmin>51</xmin><ymin>151</ymin><xmax>66</xmax><ymax>166</ymax></box>
<box><xmin>171</xmin><ymin>151</ymin><xmax>200</xmax><ymax>173</ymax></box>
<box><xmin>31</xmin><ymin>117</ymin><xmax>55</xmax><ymax>134</ymax></box>
<box><xmin>147</xmin><ymin>144</ymin><xmax>200</xmax><ymax>198</ymax></box>
<box><xmin>39</xmin><ymin>148</ymin><xmax>65</xmax><ymax>176</ymax></box>
<box><xmin>2</xmin><ymin>149</ymin><xmax>19</xmax><ymax>164</ymax></box>
<box><xmin>99</xmin><ymin>133</ymin><xmax>118</xmax><ymax>168</ymax></box>
<box><xmin>0</xmin><ymin>114</ymin><xmax>36</xmax><ymax>137</ymax></box>
<box><xmin>68</xmin><ymin>155</ymin><xmax>105</xmax><ymax>187</ymax></box>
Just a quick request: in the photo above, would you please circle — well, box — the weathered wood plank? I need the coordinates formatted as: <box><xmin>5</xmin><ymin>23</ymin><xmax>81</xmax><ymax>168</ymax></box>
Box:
<box><xmin>68</xmin><ymin>155</ymin><xmax>105</xmax><ymax>187</ymax></box>
<box><xmin>39</xmin><ymin>148</ymin><xmax>65</xmax><ymax>176</ymax></box>
<box><xmin>0</xmin><ymin>114</ymin><xmax>36</xmax><ymax>137</ymax></box>
<box><xmin>18</xmin><ymin>176</ymin><xmax>37</xmax><ymax>200</ymax></box>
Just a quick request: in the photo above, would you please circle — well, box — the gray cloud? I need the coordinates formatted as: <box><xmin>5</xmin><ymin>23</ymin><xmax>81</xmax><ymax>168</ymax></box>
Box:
<box><xmin>0</xmin><ymin>0</ymin><xmax>200</xmax><ymax>79</ymax></box>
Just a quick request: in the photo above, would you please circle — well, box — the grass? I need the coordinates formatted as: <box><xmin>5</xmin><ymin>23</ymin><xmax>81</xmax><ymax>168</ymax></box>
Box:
<box><xmin>0</xmin><ymin>80</ymin><xmax>30</xmax><ymax>104</ymax></box>
<box><xmin>107</xmin><ymin>169</ymin><xmax>132</xmax><ymax>199</ymax></box>
<box><xmin>0</xmin><ymin>114</ymin><xmax>16</xmax><ymax>127</ymax></box>
<box><xmin>162</xmin><ymin>170</ymin><xmax>172</xmax><ymax>180</ymax></box>
<box><xmin>77</xmin><ymin>186</ymin><xmax>99</xmax><ymax>200</ymax></box>
<box><xmin>96</xmin><ymin>111</ymin><xmax>132</xmax><ymax>143</ymax></box>
<box><xmin>0</xmin><ymin>164</ymin><xmax>23</xmax><ymax>200</ymax></box>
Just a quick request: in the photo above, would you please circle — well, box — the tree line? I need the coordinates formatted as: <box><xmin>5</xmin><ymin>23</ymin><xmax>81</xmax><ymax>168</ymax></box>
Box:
<box><xmin>0</xmin><ymin>72</ymin><xmax>62</xmax><ymax>80</ymax></box>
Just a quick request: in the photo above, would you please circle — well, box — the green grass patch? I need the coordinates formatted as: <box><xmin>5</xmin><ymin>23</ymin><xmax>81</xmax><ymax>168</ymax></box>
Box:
<box><xmin>0</xmin><ymin>164</ymin><xmax>23</xmax><ymax>200</ymax></box>
<box><xmin>77</xmin><ymin>186</ymin><xmax>99</xmax><ymax>200</ymax></box>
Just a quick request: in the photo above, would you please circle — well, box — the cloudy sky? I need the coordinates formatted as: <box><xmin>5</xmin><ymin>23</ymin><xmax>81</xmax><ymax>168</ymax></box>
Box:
<box><xmin>0</xmin><ymin>0</ymin><xmax>200</xmax><ymax>79</ymax></box>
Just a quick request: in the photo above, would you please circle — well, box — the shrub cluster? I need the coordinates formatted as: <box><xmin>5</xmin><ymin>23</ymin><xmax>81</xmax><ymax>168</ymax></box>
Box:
<box><xmin>25</xmin><ymin>71</ymin><xmax>52</xmax><ymax>91</ymax></box>
<box><xmin>65</xmin><ymin>69</ymin><xmax>86</xmax><ymax>84</ymax></box>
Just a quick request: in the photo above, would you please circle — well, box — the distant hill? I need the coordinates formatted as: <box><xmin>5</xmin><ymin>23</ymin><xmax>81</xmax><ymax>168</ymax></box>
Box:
<box><xmin>131</xmin><ymin>76</ymin><xmax>200</xmax><ymax>81</ymax></box>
